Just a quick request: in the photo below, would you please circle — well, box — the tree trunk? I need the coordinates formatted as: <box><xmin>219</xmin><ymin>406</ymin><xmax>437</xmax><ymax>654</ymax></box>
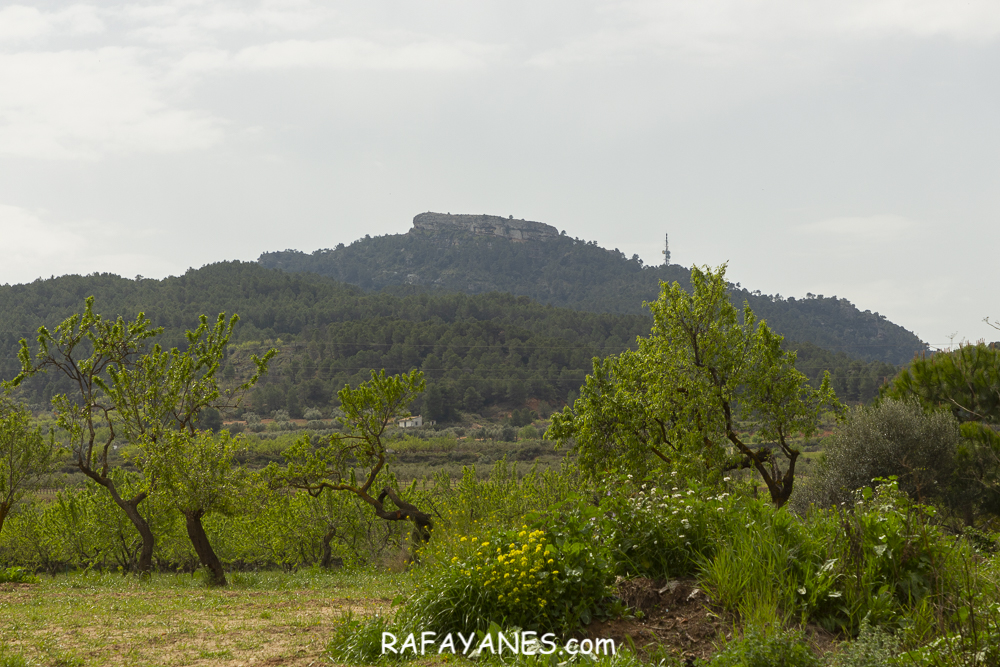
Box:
<box><xmin>184</xmin><ymin>509</ymin><xmax>227</xmax><ymax>586</ymax></box>
<box><xmin>103</xmin><ymin>481</ymin><xmax>155</xmax><ymax>574</ymax></box>
<box><xmin>320</xmin><ymin>526</ymin><xmax>343</xmax><ymax>569</ymax></box>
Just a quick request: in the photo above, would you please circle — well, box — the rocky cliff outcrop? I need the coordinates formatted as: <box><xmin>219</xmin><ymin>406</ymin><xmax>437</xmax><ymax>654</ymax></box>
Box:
<box><xmin>411</xmin><ymin>212</ymin><xmax>559</xmax><ymax>242</ymax></box>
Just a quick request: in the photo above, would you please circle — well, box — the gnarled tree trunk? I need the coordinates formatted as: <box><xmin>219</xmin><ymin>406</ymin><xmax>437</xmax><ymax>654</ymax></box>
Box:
<box><xmin>183</xmin><ymin>509</ymin><xmax>227</xmax><ymax>586</ymax></box>
<box><xmin>102</xmin><ymin>479</ymin><xmax>155</xmax><ymax>574</ymax></box>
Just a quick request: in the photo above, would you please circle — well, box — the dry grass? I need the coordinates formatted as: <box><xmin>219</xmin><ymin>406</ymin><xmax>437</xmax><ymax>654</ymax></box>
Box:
<box><xmin>0</xmin><ymin>571</ymin><xmax>402</xmax><ymax>667</ymax></box>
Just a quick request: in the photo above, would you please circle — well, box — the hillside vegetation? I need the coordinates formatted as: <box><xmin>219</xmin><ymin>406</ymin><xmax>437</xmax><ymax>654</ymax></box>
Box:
<box><xmin>1</xmin><ymin>262</ymin><xmax>898</xmax><ymax>417</ymax></box>
<box><xmin>259</xmin><ymin>226</ymin><xmax>926</xmax><ymax>365</ymax></box>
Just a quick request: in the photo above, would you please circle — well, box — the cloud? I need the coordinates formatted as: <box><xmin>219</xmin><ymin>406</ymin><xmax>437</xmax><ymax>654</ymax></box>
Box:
<box><xmin>0</xmin><ymin>205</ymin><xmax>83</xmax><ymax>271</ymax></box>
<box><xmin>527</xmin><ymin>0</ymin><xmax>1000</xmax><ymax>68</ymax></box>
<box><xmin>228</xmin><ymin>37</ymin><xmax>499</xmax><ymax>71</ymax></box>
<box><xmin>0</xmin><ymin>48</ymin><xmax>224</xmax><ymax>160</ymax></box>
<box><xmin>0</xmin><ymin>204</ymin><xmax>182</xmax><ymax>284</ymax></box>
<box><xmin>0</xmin><ymin>4</ymin><xmax>104</xmax><ymax>43</ymax></box>
<box><xmin>794</xmin><ymin>214</ymin><xmax>921</xmax><ymax>241</ymax></box>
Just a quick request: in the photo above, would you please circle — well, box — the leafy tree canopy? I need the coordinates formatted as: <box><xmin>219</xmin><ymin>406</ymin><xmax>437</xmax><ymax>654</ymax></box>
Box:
<box><xmin>548</xmin><ymin>265</ymin><xmax>843</xmax><ymax>507</ymax></box>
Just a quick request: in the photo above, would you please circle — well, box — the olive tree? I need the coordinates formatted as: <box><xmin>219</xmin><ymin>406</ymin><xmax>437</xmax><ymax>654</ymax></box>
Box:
<box><xmin>11</xmin><ymin>298</ymin><xmax>273</xmax><ymax>573</ymax></box>
<box><xmin>804</xmin><ymin>399</ymin><xmax>961</xmax><ymax>509</ymax></box>
<box><xmin>548</xmin><ymin>264</ymin><xmax>842</xmax><ymax>507</ymax></box>
<box><xmin>880</xmin><ymin>341</ymin><xmax>1000</xmax><ymax>522</ymax></box>
<box><xmin>0</xmin><ymin>397</ymin><xmax>60</xmax><ymax>535</ymax></box>
<box><xmin>278</xmin><ymin>369</ymin><xmax>434</xmax><ymax>550</ymax></box>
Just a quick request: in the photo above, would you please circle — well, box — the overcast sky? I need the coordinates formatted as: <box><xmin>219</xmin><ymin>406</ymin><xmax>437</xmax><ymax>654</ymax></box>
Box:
<box><xmin>1</xmin><ymin>0</ymin><xmax>998</xmax><ymax>348</ymax></box>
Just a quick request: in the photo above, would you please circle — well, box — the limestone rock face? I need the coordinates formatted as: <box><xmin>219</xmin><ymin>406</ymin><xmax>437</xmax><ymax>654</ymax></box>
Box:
<box><xmin>411</xmin><ymin>212</ymin><xmax>559</xmax><ymax>242</ymax></box>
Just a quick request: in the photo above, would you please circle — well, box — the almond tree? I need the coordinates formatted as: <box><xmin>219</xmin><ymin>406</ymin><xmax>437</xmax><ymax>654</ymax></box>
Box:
<box><xmin>142</xmin><ymin>429</ymin><xmax>248</xmax><ymax>585</ymax></box>
<box><xmin>278</xmin><ymin>369</ymin><xmax>435</xmax><ymax>549</ymax></box>
<box><xmin>11</xmin><ymin>298</ymin><xmax>273</xmax><ymax>573</ymax></box>
<box><xmin>549</xmin><ymin>264</ymin><xmax>842</xmax><ymax>507</ymax></box>
<box><xmin>0</xmin><ymin>397</ymin><xmax>60</xmax><ymax>535</ymax></box>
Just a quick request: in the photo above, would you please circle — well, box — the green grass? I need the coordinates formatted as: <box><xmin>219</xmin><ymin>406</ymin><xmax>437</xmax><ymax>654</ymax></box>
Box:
<box><xmin>0</xmin><ymin>569</ymin><xmax>407</xmax><ymax>666</ymax></box>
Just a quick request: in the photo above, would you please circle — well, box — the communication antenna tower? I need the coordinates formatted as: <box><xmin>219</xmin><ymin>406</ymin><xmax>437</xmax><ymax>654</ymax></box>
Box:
<box><xmin>661</xmin><ymin>233</ymin><xmax>670</xmax><ymax>265</ymax></box>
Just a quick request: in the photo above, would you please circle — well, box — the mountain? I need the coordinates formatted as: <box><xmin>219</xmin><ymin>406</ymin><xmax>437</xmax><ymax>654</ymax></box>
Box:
<box><xmin>258</xmin><ymin>212</ymin><xmax>927</xmax><ymax>365</ymax></box>
<box><xmin>0</xmin><ymin>263</ymin><xmax>651</xmax><ymax>418</ymax></box>
<box><xmin>0</xmin><ymin>261</ymin><xmax>899</xmax><ymax>419</ymax></box>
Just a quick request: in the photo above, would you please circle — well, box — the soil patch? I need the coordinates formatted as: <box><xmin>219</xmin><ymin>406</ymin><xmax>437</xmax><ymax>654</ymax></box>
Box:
<box><xmin>587</xmin><ymin>578</ymin><xmax>838</xmax><ymax>664</ymax></box>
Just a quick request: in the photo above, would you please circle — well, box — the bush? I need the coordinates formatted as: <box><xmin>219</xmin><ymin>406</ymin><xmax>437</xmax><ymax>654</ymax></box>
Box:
<box><xmin>0</xmin><ymin>566</ymin><xmax>39</xmax><ymax>584</ymax></box>
<box><xmin>518</xmin><ymin>425</ymin><xmax>540</xmax><ymax>440</ymax></box>
<box><xmin>273</xmin><ymin>409</ymin><xmax>291</xmax><ymax>422</ymax></box>
<box><xmin>708</xmin><ymin>627</ymin><xmax>818</xmax><ymax>667</ymax></box>
<box><xmin>405</xmin><ymin>494</ymin><xmax>615</xmax><ymax>634</ymax></box>
<box><xmin>827</xmin><ymin>618</ymin><xmax>900</xmax><ymax>667</ymax></box>
<box><xmin>601</xmin><ymin>475</ymin><xmax>727</xmax><ymax>580</ymax></box>
<box><xmin>303</xmin><ymin>407</ymin><xmax>324</xmax><ymax>421</ymax></box>
<box><xmin>802</xmin><ymin>399</ymin><xmax>959</xmax><ymax>510</ymax></box>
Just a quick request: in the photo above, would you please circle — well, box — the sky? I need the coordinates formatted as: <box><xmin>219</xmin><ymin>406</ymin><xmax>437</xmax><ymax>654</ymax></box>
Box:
<box><xmin>1</xmin><ymin>1</ymin><xmax>998</xmax><ymax>349</ymax></box>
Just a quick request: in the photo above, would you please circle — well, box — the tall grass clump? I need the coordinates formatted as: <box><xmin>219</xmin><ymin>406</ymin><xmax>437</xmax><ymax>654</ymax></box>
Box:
<box><xmin>699</xmin><ymin>478</ymin><xmax>985</xmax><ymax>637</ymax></box>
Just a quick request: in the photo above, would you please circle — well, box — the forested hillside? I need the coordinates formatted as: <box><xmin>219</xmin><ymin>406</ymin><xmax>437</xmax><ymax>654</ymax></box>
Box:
<box><xmin>260</xmin><ymin>226</ymin><xmax>926</xmax><ymax>365</ymax></box>
<box><xmin>0</xmin><ymin>263</ymin><xmax>648</xmax><ymax>417</ymax></box>
<box><xmin>0</xmin><ymin>262</ymin><xmax>895</xmax><ymax>418</ymax></box>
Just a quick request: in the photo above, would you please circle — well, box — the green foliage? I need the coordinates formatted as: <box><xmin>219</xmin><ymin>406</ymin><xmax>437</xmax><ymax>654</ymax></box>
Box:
<box><xmin>828</xmin><ymin>618</ymin><xmax>900</xmax><ymax>667</ymax></box>
<box><xmin>518</xmin><ymin>425</ymin><xmax>539</xmax><ymax>440</ymax></box>
<box><xmin>708</xmin><ymin>627</ymin><xmax>819</xmax><ymax>667</ymax></box>
<box><xmin>897</xmin><ymin>602</ymin><xmax>1000</xmax><ymax>666</ymax></box>
<box><xmin>549</xmin><ymin>264</ymin><xmax>843</xmax><ymax>507</ymax></box>
<box><xmin>1</xmin><ymin>261</ymin><xmax>907</xmax><ymax>424</ymax></box>
<box><xmin>801</xmin><ymin>399</ymin><xmax>961</xmax><ymax>510</ymax></box>
<box><xmin>259</xmin><ymin>228</ymin><xmax>925</xmax><ymax>364</ymax></box>
<box><xmin>405</xmin><ymin>497</ymin><xmax>615</xmax><ymax>634</ymax></box>
<box><xmin>280</xmin><ymin>369</ymin><xmax>425</xmax><ymax>496</ymax></box>
<box><xmin>791</xmin><ymin>341</ymin><xmax>899</xmax><ymax>404</ymax></box>
<box><xmin>327</xmin><ymin>611</ymin><xmax>414</xmax><ymax>664</ymax></box>
<box><xmin>0</xmin><ymin>566</ymin><xmax>39</xmax><ymax>583</ymax></box>
<box><xmin>0</xmin><ymin>396</ymin><xmax>59</xmax><ymax>534</ymax></box>
<box><xmin>144</xmin><ymin>430</ymin><xmax>250</xmax><ymax>518</ymax></box>
<box><xmin>882</xmin><ymin>343</ymin><xmax>1000</xmax><ymax>423</ymax></box>
<box><xmin>601</xmin><ymin>475</ymin><xmax>729</xmax><ymax>580</ymax></box>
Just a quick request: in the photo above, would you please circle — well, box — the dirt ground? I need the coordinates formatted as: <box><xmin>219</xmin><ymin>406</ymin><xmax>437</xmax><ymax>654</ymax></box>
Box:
<box><xmin>586</xmin><ymin>578</ymin><xmax>837</xmax><ymax>665</ymax></box>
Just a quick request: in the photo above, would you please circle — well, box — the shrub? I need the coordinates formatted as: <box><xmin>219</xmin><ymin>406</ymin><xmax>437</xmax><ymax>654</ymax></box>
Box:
<box><xmin>303</xmin><ymin>407</ymin><xmax>324</xmax><ymax>421</ymax></box>
<box><xmin>601</xmin><ymin>475</ymin><xmax>727</xmax><ymax>580</ymax></box>
<box><xmin>803</xmin><ymin>399</ymin><xmax>959</xmax><ymax>510</ymax></box>
<box><xmin>827</xmin><ymin>618</ymin><xmax>900</xmax><ymax>667</ymax></box>
<box><xmin>708</xmin><ymin>627</ymin><xmax>818</xmax><ymax>667</ymax></box>
<box><xmin>518</xmin><ymin>425</ymin><xmax>540</xmax><ymax>440</ymax></box>
<box><xmin>0</xmin><ymin>566</ymin><xmax>39</xmax><ymax>584</ymax></box>
<box><xmin>273</xmin><ymin>409</ymin><xmax>291</xmax><ymax>422</ymax></box>
<box><xmin>406</xmin><ymin>495</ymin><xmax>615</xmax><ymax>634</ymax></box>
